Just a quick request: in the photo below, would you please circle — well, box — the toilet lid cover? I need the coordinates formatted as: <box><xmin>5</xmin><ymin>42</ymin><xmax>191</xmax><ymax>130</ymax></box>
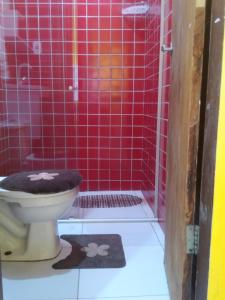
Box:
<box><xmin>0</xmin><ymin>169</ymin><xmax>82</xmax><ymax>194</ymax></box>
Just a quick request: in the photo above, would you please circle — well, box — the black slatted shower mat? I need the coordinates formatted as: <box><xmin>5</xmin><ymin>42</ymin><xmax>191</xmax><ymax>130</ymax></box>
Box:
<box><xmin>73</xmin><ymin>194</ymin><xmax>143</xmax><ymax>208</ymax></box>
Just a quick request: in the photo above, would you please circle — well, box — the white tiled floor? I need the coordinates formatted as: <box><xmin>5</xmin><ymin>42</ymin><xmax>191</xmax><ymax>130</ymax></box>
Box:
<box><xmin>1</xmin><ymin>192</ymin><xmax>169</xmax><ymax>300</ymax></box>
<box><xmin>79</xmin><ymin>223</ymin><xmax>168</xmax><ymax>299</ymax></box>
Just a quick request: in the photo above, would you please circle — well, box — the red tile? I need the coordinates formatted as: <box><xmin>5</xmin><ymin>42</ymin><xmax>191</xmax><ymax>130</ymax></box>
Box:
<box><xmin>89</xmin><ymin>159</ymin><xmax>98</xmax><ymax>169</ymax></box>
<box><xmin>77</xmin><ymin>5</ymin><xmax>86</xmax><ymax>16</ymax></box>
<box><xmin>77</xmin><ymin>17</ymin><xmax>87</xmax><ymax>28</ymax></box>
<box><xmin>100</xmin><ymin>30</ymin><xmax>111</xmax><ymax>42</ymax></box>
<box><xmin>78</xmin><ymin>31</ymin><xmax>87</xmax><ymax>42</ymax></box>
<box><xmin>111</xmin><ymin>30</ymin><xmax>122</xmax><ymax>41</ymax></box>
<box><xmin>99</xmin><ymin>181</ymin><xmax>110</xmax><ymax>190</ymax></box>
<box><xmin>88</xmin><ymin>5</ymin><xmax>98</xmax><ymax>16</ymax></box>
<box><xmin>77</xmin><ymin>148</ymin><xmax>88</xmax><ymax>158</ymax></box>
<box><xmin>99</xmin><ymin>159</ymin><xmax>110</xmax><ymax>169</ymax></box>
<box><xmin>111</xmin><ymin>17</ymin><xmax>122</xmax><ymax>29</ymax></box>
<box><xmin>99</xmin><ymin>127</ymin><xmax>110</xmax><ymax>136</ymax></box>
<box><xmin>111</xmin><ymin>4</ymin><xmax>122</xmax><ymax>16</ymax></box>
<box><xmin>100</xmin><ymin>4</ymin><xmax>110</xmax><ymax>16</ymax></box>
<box><xmin>100</xmin><ymin>18</ymin><xmax>110</xmax><ymax>29</ymax></box>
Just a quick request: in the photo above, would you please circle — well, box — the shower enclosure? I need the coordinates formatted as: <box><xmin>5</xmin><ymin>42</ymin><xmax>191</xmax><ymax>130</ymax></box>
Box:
<box><xmin>0</xmin><ymin>0</ymin><xmax>172</xmax><ymax>224</ymax></box>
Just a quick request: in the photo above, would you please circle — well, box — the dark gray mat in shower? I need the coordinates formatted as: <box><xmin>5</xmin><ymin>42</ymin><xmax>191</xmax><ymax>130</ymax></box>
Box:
<box><xmin>73</xmin><ymin>194</ymin><xmax>143</xmax><ymax>208</ymax></box>
<box><xmin>52</xmin><ymin>234</ymin><xmax>126</xmax><ymax>269</ymax></box>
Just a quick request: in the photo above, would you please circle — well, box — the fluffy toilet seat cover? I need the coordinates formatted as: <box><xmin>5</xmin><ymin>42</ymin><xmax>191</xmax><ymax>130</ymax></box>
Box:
<box><xmin>0</xmin><ymin>169</ymin><xmax>82</xmax><ymax>194</ymax></box>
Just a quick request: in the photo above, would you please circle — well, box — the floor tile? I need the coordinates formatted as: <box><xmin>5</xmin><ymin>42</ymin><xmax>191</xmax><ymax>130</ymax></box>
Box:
<box><xmin>81</xmin><ymin>205</ymin><xmax>149</xmax><ymax>220</ymax></box>
<box><xmin>79</xmin><ymin>223</ymin><xmax>168</xmax><ymax>299</ymax></box>
<box><xmin>2</xmin><ymin>243</ymin><xmax>79</xmax><ymax>300</ymax></box>
<box><xmin>2</xmin><ymin>203</ymin><xmax>167</xmax><ymax>300</ymax></box>
<box><xmin>151</xmin><ymin>222</ymin><xmax>165</xmax><ymax>248</ymax></box>
<box><xmin>81</xmin><ymin>222</ymin><xmax>160</xmax><ymax>247</ymax></box>
<box><xmin>61</xmin><ymin>206</ymin><xmax>83</xmax><ymax>219</ymax></box>
<box><xmin>58</xmin><ymin>222</ymin><xmax>83</xmax><ymax>235</ymax></box>
<box><xmin>78</xmin><ymin>245</ymin><xmax>169</xmax><ymax>299</ymax></box>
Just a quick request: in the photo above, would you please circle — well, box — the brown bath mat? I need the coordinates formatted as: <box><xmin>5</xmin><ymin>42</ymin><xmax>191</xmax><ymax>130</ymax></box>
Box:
<box><xmin>52</xmin><ymin>234</ymin><xmax>126</xmax><ymax>269</ymax></box>
<box><xmin>73</xmin><ymin>194</ymin><xmax>142</xmax><ymax>208</ymax></box>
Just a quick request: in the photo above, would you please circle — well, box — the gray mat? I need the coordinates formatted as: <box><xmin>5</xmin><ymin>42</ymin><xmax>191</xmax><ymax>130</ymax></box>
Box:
<box><xmin>52</xmin><ymin>234</ymin><xmax>126</xmax><ymax>269</ymax></box>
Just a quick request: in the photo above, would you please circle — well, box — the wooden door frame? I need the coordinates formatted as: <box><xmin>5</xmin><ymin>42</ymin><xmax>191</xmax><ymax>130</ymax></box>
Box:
<box><xmin>164</xmin><ymin>0</ymin><xmax>207</xmax><ymax>299</ymax></box>
<box><xmin>0</xmin><ymin>261</ymin><xmax>3</xmax><ymax>300</ymax></box>
<box><xmin>165</xmin><ymin>0</ymin><xmax>225</xmax><ymax>299</ymax></box>
<box><xmin>194</xmin><ymin>0</ymin><xmax>225</xmax><ymax>299</ymax></box>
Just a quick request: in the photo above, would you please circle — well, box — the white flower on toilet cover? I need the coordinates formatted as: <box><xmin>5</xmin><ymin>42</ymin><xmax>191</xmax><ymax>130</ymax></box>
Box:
<box><xmin>27</xmin><ymin>172</ymin><xmax>59</xmax><ymax>181</ymax></box>
<box><xmin>81</xmin><ymin>243</ymin><xmax>110</xmax><ymax>257</ymax></box>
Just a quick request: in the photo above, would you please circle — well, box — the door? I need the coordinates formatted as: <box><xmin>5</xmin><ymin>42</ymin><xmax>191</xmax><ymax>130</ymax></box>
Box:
<box><xmin>0</xmin><ymin>261</ymin><xmax>3</xmax><ymax>300</ymax></box>
<box><xmin>164</xmin><ymin>1</ymin><xmax>207</xmax><ymax>299</ymax></box>
<box><xmin>195</xmin><ymin>0</ymin><xmax>225</xmax><ymax>298</ymax></box>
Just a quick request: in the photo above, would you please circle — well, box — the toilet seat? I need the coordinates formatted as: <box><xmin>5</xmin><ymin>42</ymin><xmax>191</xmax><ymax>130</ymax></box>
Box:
<box><xmin>0</xmin><ymin>169</ymin><xmax>82</xmax><ymax>195</ymax></box>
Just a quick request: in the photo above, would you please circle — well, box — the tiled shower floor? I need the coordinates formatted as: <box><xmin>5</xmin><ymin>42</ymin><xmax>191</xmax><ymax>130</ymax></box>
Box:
<box><xmin>64</xmin><ymin>191</ymin><xmax>155</xmax><ymax>220</ymax></box>
<box><xmin>1</xmin><ymin>192</ymin><xmax>169</xmax><ymax>300</ymax></box>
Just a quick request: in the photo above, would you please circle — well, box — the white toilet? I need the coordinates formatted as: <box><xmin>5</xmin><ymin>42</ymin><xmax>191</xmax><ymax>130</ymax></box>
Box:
<box><xmin>0</xmin><ymin>171</ymin><xmax>81</xmax><ymax>262</ymax></box>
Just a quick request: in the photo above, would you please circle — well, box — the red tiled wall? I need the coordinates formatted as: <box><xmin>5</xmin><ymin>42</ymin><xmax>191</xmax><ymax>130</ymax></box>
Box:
<box><xmin>1</xmin><ymin>0</ymin><xmax>147</xmax><ymax>191</ymax></box>
<box><xmin>1</xmin><ymin>0</ymin><xmax>171</xmax><ymax>205</ymax></box>
<box><xmin>157</xmin><ymin>0</ymin><xmax>172</xmax><ymax>228</ymax></box>
<box><xmin>75</xmin><ymin>0</ymin><xmax>146</xmax><ymax>190</ymax></box>
<box><xmin>0</xmin><ymin>0</ymin><xmax>172</xmax><ymax>225</ymax></box>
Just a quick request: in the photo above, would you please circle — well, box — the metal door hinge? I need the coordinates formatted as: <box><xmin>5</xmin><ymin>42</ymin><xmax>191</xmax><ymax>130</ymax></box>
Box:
<box><xmin>186</xmin><ymin>225</ymin><xmax>200</xmax><ymax>255</ymax></box>
<box><xmin>161</xmin><ymin>43</ymin><xmax>173</xmax><ymax>54</ymax></box>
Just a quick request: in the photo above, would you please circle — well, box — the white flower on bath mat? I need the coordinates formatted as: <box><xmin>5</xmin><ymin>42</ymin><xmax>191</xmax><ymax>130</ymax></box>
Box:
<box><xmin>27</xmin><ymin>172</ymin><xmax>59</xmax><ymax>181</ymax></box>
<box><xmin>81</xmin><ymin>243</ymin><xmax>110</xmax><ymax>258</ymax></box>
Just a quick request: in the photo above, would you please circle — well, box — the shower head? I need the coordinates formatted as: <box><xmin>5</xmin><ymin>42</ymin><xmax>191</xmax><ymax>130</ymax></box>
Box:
<box><xmin>122</xmin><ymin>2</ymin><xmax>150</xmax><ymax>15</ymax></box>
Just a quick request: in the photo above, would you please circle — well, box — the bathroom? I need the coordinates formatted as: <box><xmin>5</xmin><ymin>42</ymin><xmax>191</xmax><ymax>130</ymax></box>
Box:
<box><xmin>0</xmin><ymin>0</ymin><xmax>223</xmax><ymax>299</ymax></box>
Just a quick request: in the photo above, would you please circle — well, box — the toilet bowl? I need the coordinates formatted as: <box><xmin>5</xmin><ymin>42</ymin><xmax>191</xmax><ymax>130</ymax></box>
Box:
<box><xmin>0</xmin><ymin>186</ymin><xmax>79</xmax><ymax>261</ymax></box>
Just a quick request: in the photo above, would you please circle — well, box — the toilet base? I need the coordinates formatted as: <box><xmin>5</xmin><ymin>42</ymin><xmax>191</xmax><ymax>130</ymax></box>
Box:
<box><xmin>1</xmin><ymin>221</ymin><xmax>62</xmax><ymax>261</ymax></box>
